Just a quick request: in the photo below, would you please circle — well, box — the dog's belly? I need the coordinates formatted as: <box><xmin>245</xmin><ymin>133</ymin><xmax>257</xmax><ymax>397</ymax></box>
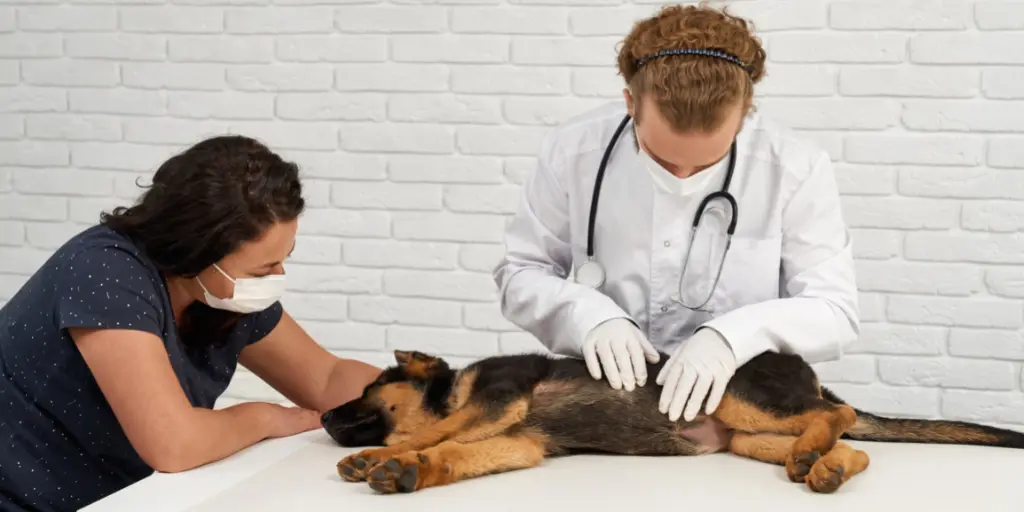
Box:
<box><xmin>525</xmin><ymin>380</ymin><xmax>730</xmax><ymax>456</ymax></box>
<box><xmin>677</xmin><ymin>418</ymin><xmax>732</xmax><ymax>454</ymax></box>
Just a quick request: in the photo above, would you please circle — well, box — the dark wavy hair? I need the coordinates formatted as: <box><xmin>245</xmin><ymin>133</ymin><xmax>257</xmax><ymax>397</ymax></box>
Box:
<box><xmin>100</xmin><ymin>134</ymin><xmax>305</xmax><ymax>347</ymax></box>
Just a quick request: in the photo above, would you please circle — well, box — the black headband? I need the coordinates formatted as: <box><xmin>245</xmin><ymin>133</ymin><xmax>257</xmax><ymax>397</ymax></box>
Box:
<box><xmin>634</xmin><ymin>48</ymin><xmax>750</xmax><ymax>75</ymax></box>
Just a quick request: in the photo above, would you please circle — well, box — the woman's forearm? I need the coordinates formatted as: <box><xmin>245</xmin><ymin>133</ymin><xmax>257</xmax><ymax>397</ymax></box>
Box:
<box><xmin>319</xmin><ymin>358</ymin><xmax>382</xmax><ymax>412</ymax></box>
<box><xmin>149</xmin><ymin>358</ymin><xmax>380</xmax><ymax>473</ymax></box>
<box><xmin>150</xmin><ymin>401</ymin><xmax>274</xmax><ymax>473</ymax></box>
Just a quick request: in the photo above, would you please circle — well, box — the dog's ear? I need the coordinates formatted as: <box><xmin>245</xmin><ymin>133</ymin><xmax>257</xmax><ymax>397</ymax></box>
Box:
<box><xmin>393</xmin><ymin>350</ymin><xmax>447</xmax><ymax>380</ymax></box>
<box><xmin>394</xmin><ymin>350</ymin><xmax>414</xmax><ymax>365</ymax></box>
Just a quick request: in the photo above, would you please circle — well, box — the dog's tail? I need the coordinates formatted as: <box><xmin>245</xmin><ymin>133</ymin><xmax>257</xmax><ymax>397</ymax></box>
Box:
<box><xmin>821</xmin><ymin>386</ymin><xmax>1024</xmax><ymax>449</ymax></box>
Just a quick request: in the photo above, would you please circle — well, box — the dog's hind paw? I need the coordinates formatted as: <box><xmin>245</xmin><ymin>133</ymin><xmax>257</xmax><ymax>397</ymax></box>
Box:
<box><xmin>805</xmin><ymin>445</ymin><xmax>868</xmax><ymax>494</ymax></box>
<box><xmin>806</xmin><ymin>461</ymin><xmax>844</xmax><ymax>494</ymax></box>
<box><xmin>785</xmin><ymin>450</ymin><xmax>819</xmax><ymax>483</ymax></box>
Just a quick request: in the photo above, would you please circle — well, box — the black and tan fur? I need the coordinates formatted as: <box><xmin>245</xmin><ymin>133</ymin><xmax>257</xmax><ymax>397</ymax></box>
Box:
<box><xmin>322</xmin><ymin>349</ymin><xmax>1024</xmax><ymax>495</ymax></box>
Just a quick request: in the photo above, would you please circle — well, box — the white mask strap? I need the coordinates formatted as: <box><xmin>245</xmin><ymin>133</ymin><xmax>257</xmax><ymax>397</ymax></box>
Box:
<box><xmin>195</xmin><ymin>274</ymin><xmax>213</xmax><ymax>295</ymax></box>
<box><xmin>213</xmin><ymin>263</ymin><xmax>236</xmax><ymax>283</ymax></box>
<box><xmin>195</xmin><ymin>264</ymin><xmax>234</xmax><ymax>300</ymax></box>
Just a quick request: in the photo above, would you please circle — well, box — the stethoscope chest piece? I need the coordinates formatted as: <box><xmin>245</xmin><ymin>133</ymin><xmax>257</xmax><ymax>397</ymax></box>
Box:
<box><xmin>575</xmin><ymin>259</ymin><xmax>605</xmax><ymax>289</ymax></box>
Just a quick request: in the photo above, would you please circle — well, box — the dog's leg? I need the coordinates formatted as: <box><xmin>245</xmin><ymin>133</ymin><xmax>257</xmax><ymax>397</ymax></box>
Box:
<box><xmin>449</xmin><ymin>397</ymin><xmax>530</xmax><ymax>443</ymax></box>
<box><xmin>365</xmin><ymin>430</ymin><xmax>548</xmax><ymax>494</ymax></box>
<box><xmin>338</xmin><ymin>398</ymin><xmax>530</xmax><ymax>482</ymax></box>
<box><xmin>785</xmin><ymin>401</ymin><xmax>857</xmax><ymax>485</ymax></box>
<box><xmin>803</xmin><ymin>441</ymin><xmax>869</xmax><ymax>494</ymax></box>
<box><xmin>713</xmin><ymin>394</ymin><xmax>859</xmax><ymax>485</ymax></box>
<box><xmin>728</xmin><ymin>432</ymin><xmax>869</xmax><ymax>493</ymax></box>
<box><xmin>728</xmin><ymin>432</ymin><xmax>794</xmax><ymax>465</ymax></box>
<box><xmin>338</xmin><ymin>405</ymin><xmax>482</xmax><ymax>482</ymax></box>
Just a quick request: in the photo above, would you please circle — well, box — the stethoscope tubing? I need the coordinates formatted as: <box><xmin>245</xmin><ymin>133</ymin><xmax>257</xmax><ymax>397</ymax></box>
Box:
<box><xmin>586</xmin><ymin>114</ymin><xmax>633</xmax><ymax>259</ymax></box>
<box><xmin>587</xmin><ymin>114</ymin><xmax>739</xmax><ymax>261</ymax></box>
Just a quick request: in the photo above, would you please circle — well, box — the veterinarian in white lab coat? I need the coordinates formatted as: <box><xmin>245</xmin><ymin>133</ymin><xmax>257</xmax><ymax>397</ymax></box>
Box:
<box><xmin>493</xmin><ymin>4</ymin><xmax>859</xmax><ymax>424</ymax></box>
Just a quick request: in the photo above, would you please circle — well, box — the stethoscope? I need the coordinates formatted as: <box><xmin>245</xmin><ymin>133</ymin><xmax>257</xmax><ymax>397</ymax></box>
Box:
<box><xmin>575</xmin><ymin>114</ymin><xmax>738</xmax><ymax>312</ymax></box>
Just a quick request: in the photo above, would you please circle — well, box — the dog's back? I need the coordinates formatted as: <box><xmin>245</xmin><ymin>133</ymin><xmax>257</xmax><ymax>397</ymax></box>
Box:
<box><xmin>464</xmin><ymin>353</ymin><xmax>725</xmax><ymax>456</ymax></box>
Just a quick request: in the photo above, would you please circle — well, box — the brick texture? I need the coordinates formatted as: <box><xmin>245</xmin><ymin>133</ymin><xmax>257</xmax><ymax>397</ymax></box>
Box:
<box><xmin>0</xmin><ymin>0</ymin><xmax>1021</xmax><ymax>434</ymax></box>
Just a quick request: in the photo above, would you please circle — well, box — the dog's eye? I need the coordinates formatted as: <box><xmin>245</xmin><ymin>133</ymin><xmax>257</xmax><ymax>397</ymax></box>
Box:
<box><xmin>389</xmin><ymin>405</ymin><xmax>397</xmax><ymax>412</ymax></box>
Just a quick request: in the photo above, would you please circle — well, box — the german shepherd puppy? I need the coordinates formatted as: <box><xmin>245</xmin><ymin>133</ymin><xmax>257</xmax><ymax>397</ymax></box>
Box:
<box><xmin>321</xmin><ymin>349</ymin><xmax>1024</xmax><ymax>495</ymax></box>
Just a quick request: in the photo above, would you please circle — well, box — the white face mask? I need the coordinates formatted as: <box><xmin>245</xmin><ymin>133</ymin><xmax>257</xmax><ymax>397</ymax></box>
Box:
<box><xmin>634</xmin><ymin>125</ymin><xmax>720</xmax><ymax>197</ymax></box>
<box><xmin>196</xmin><ymin>263</ymin><xmax>286</xmax><ymax>314</ymax></box>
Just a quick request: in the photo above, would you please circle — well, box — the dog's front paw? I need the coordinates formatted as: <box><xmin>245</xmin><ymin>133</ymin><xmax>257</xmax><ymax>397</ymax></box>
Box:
<box><xmin>367</xmin><ymin>452</ymin><xmax>447</xmax><ymax>494</ymax></box>
<box><xmin>337</xmin><ymin>449</ymin><xmax>385</xmax><ymax>482</ymax></box>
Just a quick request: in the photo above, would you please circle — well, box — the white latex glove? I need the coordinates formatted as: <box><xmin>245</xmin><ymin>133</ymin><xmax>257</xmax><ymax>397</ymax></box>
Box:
<box><xmin>656</xmin><ymin>327</ymin><xmax>737</xmax><ymax>422</ymax></box>
<box><xmin>582</xmin><ymin>318</ymin><xmax>661</xmax><ymax>391</ymax></box>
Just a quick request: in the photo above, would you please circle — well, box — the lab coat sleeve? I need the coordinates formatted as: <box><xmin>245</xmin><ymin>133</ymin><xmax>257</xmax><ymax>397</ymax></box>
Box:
<box><xmin>701</xmin><ymin>151</ymin><xmax>860</xmax><ymax>367</ymax></box>
<box><xmin>493</xmin><ymin>135</ymin><xmax>632</xmax><ymax>357</ymax></box>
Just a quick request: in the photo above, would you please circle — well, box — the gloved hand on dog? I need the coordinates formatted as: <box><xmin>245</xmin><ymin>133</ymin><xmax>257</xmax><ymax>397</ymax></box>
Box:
<box><xmin>581</xmin><ymin>318</ymin><xmax>660</xmax><ymax>392</ymax></box>
<box><xmin>656</xmin><ymin>327</ymin><xmax>737</xmax><ymax>422</ymax></box>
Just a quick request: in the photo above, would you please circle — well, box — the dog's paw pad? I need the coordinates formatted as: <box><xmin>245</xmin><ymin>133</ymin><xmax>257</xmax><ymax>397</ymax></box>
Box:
<box><xmin>367</xmin><ymin>455</ymin><xmax>426</xmax><ymax>494</ymax></box>
<box><xmin>337</xmin><ymin>451</ymin><xmax>380</xmax><ymax>482</ymax></box>
<box><xmin>786</xmin><ymin>451</ymin><xmax>820</xmax><ymax>483</ymax></box>
<box><xmin>807</xmin><ymin>462</ymin><xmax>845</xmax><ymax>494</ymax></box>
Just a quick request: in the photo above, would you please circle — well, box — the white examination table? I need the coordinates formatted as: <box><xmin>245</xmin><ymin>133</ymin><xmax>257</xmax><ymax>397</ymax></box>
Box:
<box><xmin>83</xmin><ymin>429</ymin><xmax>1024</xmax><ymax>512</ymax></box>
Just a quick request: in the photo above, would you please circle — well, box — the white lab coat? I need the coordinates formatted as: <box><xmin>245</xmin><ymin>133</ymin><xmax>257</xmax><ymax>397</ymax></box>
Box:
<box><xmin>493</xmin><ymin>101</ymin><xmax>859</xmax><ymax>368</ymax></box>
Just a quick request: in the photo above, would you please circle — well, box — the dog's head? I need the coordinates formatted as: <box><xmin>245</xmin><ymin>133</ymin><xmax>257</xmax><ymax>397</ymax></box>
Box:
<box><xmin>320</xmin><ymin>349</ymin><xmax>454</xmax><ymax>447</ymax></box>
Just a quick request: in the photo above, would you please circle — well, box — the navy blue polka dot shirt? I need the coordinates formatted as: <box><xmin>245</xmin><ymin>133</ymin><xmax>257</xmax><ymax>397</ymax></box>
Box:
<box><xmin>0</xmin><ymin>225</ymin><xmax>283</xmax><ymax>511</ymax></box>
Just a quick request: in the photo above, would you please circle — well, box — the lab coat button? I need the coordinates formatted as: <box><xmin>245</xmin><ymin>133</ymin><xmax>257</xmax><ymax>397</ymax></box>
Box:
<box><xmin>661</xmin><ymin>305</ymin><xmax>668</xmax><ymax>312</ymax></box>
<box><xmin>664</xmin><ymin>241</ymin><xmax>671</xmax><ymax>247</ymax></box>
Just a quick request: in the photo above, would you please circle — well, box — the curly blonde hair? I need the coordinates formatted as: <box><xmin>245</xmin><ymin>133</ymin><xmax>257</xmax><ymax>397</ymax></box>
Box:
<box><xmin>617</xmin><ymin>3</ymin><xmax>767</xmax><ymax>133</ymax></box>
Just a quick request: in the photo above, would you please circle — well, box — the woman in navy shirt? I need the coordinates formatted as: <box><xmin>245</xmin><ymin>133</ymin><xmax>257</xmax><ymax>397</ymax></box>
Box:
<box><xmin>0</xmin><ymin>135</ymin><xmax>382</xmax><ymax>511</ymax></box>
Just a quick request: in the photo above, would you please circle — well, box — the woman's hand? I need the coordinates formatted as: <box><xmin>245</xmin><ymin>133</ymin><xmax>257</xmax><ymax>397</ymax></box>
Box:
<box><xmin>656</xmin><ymin>327</ymin><xmax>737</xmax><ymax>422</ymax></box>
<box><xmin>260</xmin><ymin>403</ymin><xmax>322</xmax><ymax>439</ymax></box>
<box><xmin>581</xmin><ymin>318</ymin><xmax>661</xmax><ymax>392</ymax></box>
<box><xmin>239</xmin><ymin>311</ymin><xmax>382</xmax><ymax>412</ymax></box>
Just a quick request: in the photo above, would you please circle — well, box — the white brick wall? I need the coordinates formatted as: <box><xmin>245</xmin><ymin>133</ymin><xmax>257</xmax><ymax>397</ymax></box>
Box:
<box><xmin>1</xmin><ymin>0</ymin><xmax>1022</xmax><ymax>433</ymax></box>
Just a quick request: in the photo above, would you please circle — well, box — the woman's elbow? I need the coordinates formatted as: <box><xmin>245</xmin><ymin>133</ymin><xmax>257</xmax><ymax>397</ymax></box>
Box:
<box><xmin>150</xmin><ymin>461</ymin><xmax>190</xmax><ymax>474</ymax></box>
<box><xmin>142</xmin><ymin>448</ymin><xmax>196</xmax><ymax>474</ymax></box>
<box><xmin>133</xmin><ymin>426</ymin><xmax>204</xmax><ymax>474</ymax></box>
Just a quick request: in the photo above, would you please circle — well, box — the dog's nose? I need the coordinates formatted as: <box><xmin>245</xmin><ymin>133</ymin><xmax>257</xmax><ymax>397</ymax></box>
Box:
<box><xmin>320</xmin><ymin>410</ymin><xmax>333</xmax><ymax>425</ymax></box>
